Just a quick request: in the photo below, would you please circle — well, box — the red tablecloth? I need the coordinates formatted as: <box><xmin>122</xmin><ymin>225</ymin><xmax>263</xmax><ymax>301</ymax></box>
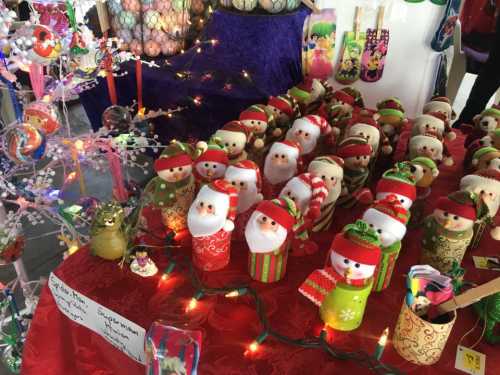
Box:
<box><xmin>22</xmin><ymin>133</ymin><xmax>500</xmax><ymax>375</ymax></box>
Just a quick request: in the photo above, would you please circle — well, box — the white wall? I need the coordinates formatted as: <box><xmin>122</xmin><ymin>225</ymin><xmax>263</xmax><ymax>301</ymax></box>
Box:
<box><xmin>316</xmin><ymin>0</ymin><xmax>448</xmax><ymax>117</ymax></box>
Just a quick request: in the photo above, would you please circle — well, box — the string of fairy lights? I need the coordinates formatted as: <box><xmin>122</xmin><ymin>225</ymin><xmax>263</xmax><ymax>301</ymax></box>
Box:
<box><xmin>137</xmin><ymin>230</ymin><xmax>403</xmax><ymax>375</ymax></box>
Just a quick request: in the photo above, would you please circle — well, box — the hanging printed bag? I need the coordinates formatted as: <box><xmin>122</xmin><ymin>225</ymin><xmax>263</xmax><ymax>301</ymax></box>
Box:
<box><xmin>360</xmin><ymin>6</ymin><xmax>389</xmax><ymax>82</ymax></box>
<box><xmin>431</xmin><ymin>0</ymin><xmax>462</xmax><ymax>51</ymax></box>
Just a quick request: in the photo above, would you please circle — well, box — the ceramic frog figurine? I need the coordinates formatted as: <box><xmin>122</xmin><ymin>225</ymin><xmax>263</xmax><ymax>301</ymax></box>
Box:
<box><xmin>90</xmin><ymin>201</ymin><xmax>128</xmax><ymax>260</ymax></box>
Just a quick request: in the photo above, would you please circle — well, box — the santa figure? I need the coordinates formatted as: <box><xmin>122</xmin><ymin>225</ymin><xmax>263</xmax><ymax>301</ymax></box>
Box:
<box><xmin>460</xmin><ymin>169</ymin><xmax>500</xmax><ymax>243</ymax></box>
<box><xmin>187</xmin><ymin>180</ymin><xmax>238</xmax><ymax>271</ymax></box>
<box><xmin>408</xmin><ymin>133</ymin><xmax>454</xmax><ymax>166</ymax></box>
<box><xmin>421</xmin><ymin>190</ymin><xmax>489</xmax><ymax>273</ymax></box>
<box><xmin>411</xmin><ymin>112</ymin><xmax>456</xmax><ymax>141</ymax></box>
<box><xmin>262</xmin><ymin>140</ymin><xmax>302</xmax><ymax>199</ymax></box>
<box><xmin>299</xmin><ymin>220</ymin><xmax>381</xmax><ymax>331</ymax></box>
<box><xmin>285</xmin><ymin>114</ymin><xmax>332</xmax><ymax>165</ymax></box>
<box><xmin>375</xmin><ymin>164</ymin><xmax>417</xmax><ymax>210</ymax></box>
<box><xmin>344</xmin><ymin>116</ymin><xmax>392</xmax><ymax>155</ymax></box>
<box><xmin>307</xmin><ymin>155</ymin><xmax>345</xmax><ymax>232</ymax></box>
<box><xmin>193</xmin><ymin>144</ymin><xmax>229</xmax><ymax>188</ymax></box>
<box><xmin>213</xmin><ymin>121</ymin><xmax>251</xmax><ymax>164</ymax></box>
<box><xmin>245</xmin><ymin>197</ymin><xmax>298</xmax><ymax>283</ymax></box>
<box><xmin>362</xmin><ymin>195</ymin><xmax>409</xmax><ymax>291</ymax></box>
<box><xmin>144</xmin><ymin>141</ymin><xmax>195</xmax><ymax>239</ymax></box>
<box><xmin>335</xmin><ymin>136</ymin><xmax>374</xmax><ymax>208</ymax></box>
<box><xmin>423</xmin><ymin>96</ymin><xmax>456</xmax><ymax>121</ymax></box>
<box><xmin>224</xmin><ymin>160</ymin><xmax>263</xmax><ymax>241</ymax></box>
<box><xmin>279</xmin><ymin>173</ymin><xmax>328</xmax><ymax>256</ymax></box>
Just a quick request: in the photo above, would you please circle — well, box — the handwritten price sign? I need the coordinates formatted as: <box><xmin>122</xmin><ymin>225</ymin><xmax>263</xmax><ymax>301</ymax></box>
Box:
<box><xmin>455</xmin><ymin>345</ymin><xmax>486</xmax><ymax>375</ymax></box>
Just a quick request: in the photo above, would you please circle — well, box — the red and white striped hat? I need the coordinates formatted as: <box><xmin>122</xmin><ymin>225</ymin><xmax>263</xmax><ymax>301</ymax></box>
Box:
<box><xmin>291</xmin><ymin>173</ymin><xmax>328</xmax><ymax>220</ymax></box>
<box><xmin>269</xmin><ymin>139</ymin><xmax>302</xmax><ymax>159</ymax></box>
<box><xmin>292</xmin><ymin>115</ymin><xmax>332</xmax><ymax>138</ymax></box>
<box><xmin>224</xmin><ymin>160</ymin><xmax>262</xmax><ymax>191</ymax></box>
<box><xmin>267</xmin><ymin>95</ymin><xmax>295</xmax><ymax>118</ymax></box>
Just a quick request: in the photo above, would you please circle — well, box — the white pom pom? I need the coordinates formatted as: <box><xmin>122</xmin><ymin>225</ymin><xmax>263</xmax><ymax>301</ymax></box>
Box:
<box><xmin>256</xmin><ymin>193</ymin><xmax>263</xmax><ymax>203</ymax></box>
<box><xmin>332</xmin><ymin>127</ymin><xmax>341</xmax><ymax>136</ymax></box>
<box><xmin>254</xmin><ymin>138</ymin><xmax>264</xmax><ymax>149</ymax></box>
<box><xmin>443</xmin><ymin>157</ymin><xmax>454</xmax><ymax>166</ymax></box>
<box><xmin>196</xmin><ymin>141</ymin><xmax>208</xmax><ymax>152</ymax></box>
<box><xmin>491</xmin><ymin>226</ymin><xmax>500</xmax><ymax>241</ymax></box>
<box><xmin>382</xmin><ymin>145</ymin><xmax>393</xmax><ymax>155</ymax></box>
<box><xmin>272</xmin><ymin>128</ymin><xmax>282</xmax><ymax>137</ymax></box>
<box><xmin>223</xmin><ymin>219</ymin><xmax>234</xmax><ymax>232</ymax></box>
<box><xmin>446</xmin><ymin>131</ymin><xmax>456</xmax><ymax>141</ymax></box>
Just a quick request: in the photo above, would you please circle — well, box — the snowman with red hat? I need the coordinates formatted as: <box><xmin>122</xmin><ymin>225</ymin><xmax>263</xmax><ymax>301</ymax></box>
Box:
<box><xmin>245</xmin><ymin>197</ymin><xmax>299</xmax><ymax>283</ymax></box>
<box><xmin>266</xmin><ymin>94</ymin><xmax>298</xmax><ymax>131</ymax></box>
<box><xmin>193</xmin><ymin>143</ymin><xmax>229</xmax><ymax>189</ymax></box>
<box><xmin>375</xmin><ymin>164</ymin><xmax>417</xmax><ymax>210</ymax></box>
<box><xmin>299</xmin><ymin>220</ymin><xmax>381</xmax><ymax>331</ymax></box>
<box><xmin>187</xmin><ymin>179</ymin><xmax>239</xmax><ymax>271</ymax></box>
<box><xmin>412</xmin><ymin>112</ymin><xmax>456</xmax><ymax>141</ymax></box>
<box><xmin>262</xmin><ymin>140</ymin><xmax>302</xmax><ymax>199</ymax></box>
<box><xmin>144</xmin><ymin>141</ymin><xmax>196</xmax><ymax>239</ymax></box>
<box><xmin>239</xmin><ymin>104</ymin><xmax>273</xmax><ymax>158</ymax></box>
<box><xmin>279</xmin><ymin>173</ymin><xmax>328</xmax><ymax>256</ymax></box>
<box><xmin>224</xmin><ymin>160</ymin><xmax>263</xmax><ymax>242</ymax></box>
<box><xmin>285</xmin><ymin>114</ymin><xmax>333</xmax><ymax>166</ymax></box>
<box><xmin>423</xmin><ymin>96</ymin><xmax>456</xmax><ymax>121</ymax></box>
<box><xmin>212</xmin><ymin>120</ymin><xmax>251</xmax><ymax>164</ymax></box>
<box><xmin>344</xmin><ymin>115</ymin><xmax>393</xmax><ymax>156</ymax></box>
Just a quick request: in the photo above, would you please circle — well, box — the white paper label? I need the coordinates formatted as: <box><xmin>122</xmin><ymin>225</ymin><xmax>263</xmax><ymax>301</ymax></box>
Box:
<box><xmin>455</xmin><ymin>345</ymin><xmax>486</xmax><ymax>375</ymax></box>
<box><xmin>48</xmin><ymin>272</ymin><xmax>146</xmax><ymax>364</ymax></box>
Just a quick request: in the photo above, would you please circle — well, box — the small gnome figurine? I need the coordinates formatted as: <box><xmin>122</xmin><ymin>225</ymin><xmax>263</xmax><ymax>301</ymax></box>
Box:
<box><xmin>471</xmin><ymin>147</ymin><xmax>500</xmax><ymax>173</ymax></box>
<box><xmin>408</xmin><ymin>133</ymin><xmax>454</xmax><ymax>166</ymax></box>
<box><xmin>375</xmin><ymin>164</ymin><xmax>417</xmax><ymax>210</ymax></box>
<box><xmin>335</xmin><ymin>136</ymin><xmax>374</xmax><ymax>208</ymax></box>
<box><xmin>279</xmin><ymin>173</ymin><xmax>328</xmax><ymax>256</ymax></box>
<box><xmin>464</xmin><ymin>106</ymin><xmax>500</xmax><ymax>148</ymax></box>
<box><xmin>213</xmin><ymin>121</ymin><xmax>251</xmax><ymax>164</ymax></box>
<box><xmin>412</xmin><ymin>112</ymin><xmax>456</xmax><ymax>141</ymax></box>
<box><xmin>344</xmin><ymin>116</ymin><xmax>393</xmax><ymax>156</ymax></box>
<box><xmin>362</xmin><ymin>195</ymin><xmax>409</xmax><ymax>291</ymax></box>
<box><xmin>262</xmin><ymin>140</ymin><xmax>302</xmax><ymax>199</ymax></box>
<box><xmin>285</xmin><ymin>115</ymin><xmax>332</xmax><ymax>166</ymax></box>
<box><xmin>423</xmin><ymin>95</ymin><xmax>456</xmax><ymax>122</ymax></box>
<box><xmin>245</xmin><ymin>197</ymin><xmax>298</xmax><ymax>283</ymax></box>
<box><xmin>308</xmin><ymin>155</ymin><xmax>344</xmax><ymax>232</ymax></box>
<box><xmin>224</xmin><ymin>160</ymin><xmax>263</xmax><ymax>242</ymax></box>
<box><xmin>421</xmin><ymin>191</ymin><xmax>489</xmax><ymax>273</ymax></box>
<box><xmin>187</xmin><ymin>179</ymin><xmax>238</xmax><ymax>271</ymax></box>
<box><xmin>266</xmin><ymin>94</ymin><xmax>297</xmax><ymax>131</ymax></box>
<box><xmin>375</xmin><ymin>97</ymin><xmax>407</xmax><ymax>141</ymax></box>
<box><xmin>407</xmin><ymin>157</ymin><xmax>440</xmax><ymax>226</ymax></box>
<box><xmin>144</xmin><ymin>141</ymin><xmax>196</xmax><ymax>238</ymax></box>
<box><xmin>239</xmin><ymin>104</ymin><xmax>273</xmax><ymax>165</ymax></box>
<box><xmin>193</xmin><ymin>144</ymin><xmax>229</xmax><ymax>188</ymax></box>
<box><xmin>299</xmin><ymin>220</ymin><xmax>381</xmax><ymax>331</ymax></box>
<box><xmin>130</xmin><ymin>248</ymin><xmax>158</xmax><ymax>277</ymax></box>
<box><xmin>460</xmin><ymin>169</ymin><xmax>500</xmax><ymax>243</ymax></box>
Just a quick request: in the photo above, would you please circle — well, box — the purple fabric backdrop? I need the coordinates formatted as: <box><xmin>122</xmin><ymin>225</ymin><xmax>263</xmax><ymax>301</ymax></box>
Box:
<box><xmin>79</xmin><ymin>7</ymin><xmax>309</xmax><ymax>141</ymax></box>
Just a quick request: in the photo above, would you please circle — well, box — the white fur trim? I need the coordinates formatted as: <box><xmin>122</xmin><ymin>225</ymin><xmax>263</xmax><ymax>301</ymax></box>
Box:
<box><xmin>269</xmin><ymin>142</ymin><xmax>300</xmax><ymax>159</ymax></box>
<box><xmin>308</xmin><ymin>160</ymin><xmax>344</xmax><ymax>180</ymax></box>
<box><xmin>443</xmin><ymin>157</ymin><xmax>454</xmax><ymax>166</ymax></box>
<box><xmin>409</xmin><ymin>135</ymin><xmax>443</xmax><ymax>152</ymax></box>
<box><xmin>460</xmin><ymin>175</ymin><xmax>500</xmax><ymax>195</ymax></box>
<box><xmin>491</xmin><ymin>226</ymin><xmax>500</xmax><ymax>241</ymax></box>
<box><xmin>225</xmin><ymin>166</ymin><xmax>257</xmax><ymax>182</ymax></box>
<box><xmin>423</xmin><ymin>101</ymin><xmax>452</xmax><ymax>115</ymax></box>
<box><xmin>286</xmin><ymin>177</ymin><xmax>312</xmax><ymax>199</ymax></box>
<box><xmin>223</xmin><ymin>220</ymin><xmax>234</xmax><ymax>232</ymax></box>
<box><xmin>215</xmin><ymin>129</ymin><xmax>247</xmax><ymax>142</ymax></box>
<box><xmin>362</xmin><ymin>208</ymin><xmax>407</xmax><ymax>240</ymax></box>
<box><xmin>291</xmin><ymin>118</ymin><xmax>321</xmax><ymax>138</ymax></box>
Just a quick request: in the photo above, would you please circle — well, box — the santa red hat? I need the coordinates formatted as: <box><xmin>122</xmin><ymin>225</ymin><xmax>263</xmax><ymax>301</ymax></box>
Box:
<box><xmin>310</xmin><ymin>155</ymin><xmax>344</xmax><ymax>169</ymax></box>
<box><xmin>333</xmin><ymin>90</ymin><xmax>355</xmax><ymax>106</ymax></box>
<box><xmin>239</xmin><ymin>105</ymin><xmax>269</xmax><ymax>124</ymax></box>
<box><xmin>292</xmin><ymin>115</ymin><xmax>332</xmax><ymax>138</ymax></box>
<box><xmin>270</xmin><ymin>139</ymin><xmax>302</xmax><ymax>159</ymax></box>
<box><xmin>195</xmin><ymin>147</ymin><xmax>229</xmax><ymax>167</ymax></box>
<box><xmin>427</xmin><ymin>111</ymin><xmax>455</xmax><ymax>141</ymax></box>
<box><xmin>423</xmin><ymin>96</ymin><xmax>454</xmax><ymax>118</ymax></box>
<box><xmin>254</xmin><ymin>197</ymin><xmax>297</xmax><ymax>231</ymax></box>
<box><xmin>267</xmin><ymin>95</ymin><xmax>295</xmax><ymax>118</ymax></box>
<box><xmin>225</xmin><ymin>160</ymin><xmax>262</xmax><ymax>191</ymax></box>
<box><xmin>154</xmin><ymin>141</ymin><xmax>194</xmax><ymax>172</ymax></box>
<box><xmin>294</xmin><ymin>173</ymin><xmax>328</xmax><ymax>220</ymax></box>
<box><xmin>363</xmin><ymin>194</ymin><xmax>409</xmax><ymax>240</ymax></box>
<box><xmin>336</xmin><ymin>136</ymin><xmax>373</xmax><ymax>159</ymax></box>
<box><xmin>436</xmin><ymin>197</ymin><xmax>475</xmax><ymax>221</ymax></box>
<box><xmin>330</xmin><ymin>220</ymin><xmax>382</xmax><ymax>266</ymax></box>
<box><xmin>376</xmin><ymin>167</ymin><xmax>417</xmax><ymax>202</ymax></box>
<box><xmin>349</xmin><ymin>116</ymin><xmax>392</xmax><ymax>154</ymax></box>
<box><xmin>208</xmin><ymin>179</ymin><xmax>239</xmax><ymax>223</ymax></box>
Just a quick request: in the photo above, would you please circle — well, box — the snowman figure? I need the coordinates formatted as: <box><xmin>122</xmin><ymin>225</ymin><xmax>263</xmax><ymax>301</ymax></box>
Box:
<box><xmin>299</xmin><ymin>220</ymin><xmax>381</xmax><ymax>331</ymax></box>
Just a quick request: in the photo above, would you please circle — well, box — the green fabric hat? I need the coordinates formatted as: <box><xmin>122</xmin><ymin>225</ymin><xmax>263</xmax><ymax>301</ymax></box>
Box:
<box><xmin>411</xmin><ymin>156</ymin><xmax>438</xmax><ymax>172</ymax></box>
<box><xmin>383</xmin><ymin>162</ymin><xmax>417</xmax><ymax>185</ymax></box>
<box><xmin>288</xmin><ymin>85</ymin><xmax>310</xmax><ymax>102</ymax></box>
<box><xmin>343</xmin><ymin>220</ymin><xmax>381</xmax><ymax>247</ymax></box>
<box><xmin>376</xmin><ymin>97</ymin><xmax>405</xmax><ymax>119</ymax></box>
<box><xmin>472</xmin><ymin>147</ymin><xmax>500</xmax><ymax>164</ymax></box>
<box><xmin>481</xmin><ymin>107</ymin><xmax>500</xmax><ymax>119</ymax></box>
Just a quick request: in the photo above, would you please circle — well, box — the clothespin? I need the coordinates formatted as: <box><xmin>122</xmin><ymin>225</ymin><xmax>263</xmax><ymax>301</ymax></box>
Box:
<box><xmin>377</xmin><ymin>6</ymin><xmax>385</xmax><ymax>40</ymax></box>
<box><xmin>354</xmin><ymin>7</ymin><xmax>362</xmax><ymax>41</ymax></box>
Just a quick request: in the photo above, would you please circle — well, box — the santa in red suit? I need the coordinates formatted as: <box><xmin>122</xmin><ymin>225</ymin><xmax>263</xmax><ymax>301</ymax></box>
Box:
<box><xmin>187</xmin><ymin>179</ymin><xmax>238</xmax><ymax>271</ymax></box>
<box><xmin>224</xmin><ymin>160</ymin><xmax>263</xmax><ymax>242</ymax></box>
<box><xmin>262</xmin><ymin>140</ymin><xmax>302</xmax><ymax>199</ymax></box>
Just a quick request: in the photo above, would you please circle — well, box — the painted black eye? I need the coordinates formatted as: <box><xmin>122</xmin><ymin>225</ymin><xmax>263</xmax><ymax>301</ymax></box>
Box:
<box><xmin>453</xmin><ymin>216</ymin><xmax>459</xmax><ymax>220</ymax></box>
<box><xmin>240</xmin><ymin>182</ymin><xmax>244</xmax><ymax>186</ymax></box>
<box><xmin>207</xmin><ymin>204</ymin><xmax>213</xmax><ymax>209</ymax></box>
<box><xmin>343</xmin><ymin>258</ymin><xmax>349</xmax><ymax>264</ymax></box>
<box><xmin>281</xmin><ymin>154</ymin><xmax>286</xmax><ymax>159</ymax></box>
<box><xmin>178</xmin><ymin>167</ymin><xmax>183</xmax><ymax>171</ymax></box>
<box><xmin>298</xmin><ymin>130</ymin><xmax>303</xmax><ymax>134</ymax></box>
<box><xmin>444</xmin><ymin>212</ymin><xmax>449</xmax><ymax>217</ymax></box>
<box><xmin>232</xmin><ymin>143</ymin><xmax>236</xmax><ymax>147</ymax></box>
<box><xmin>231</xmin><ymin>181</ymin><xmax>236</xmax><ymax>185</ymax></box>
<box><xmin>355</xmin><ymin>263</ymin><xmax>360</xmax><ymax>268</ymax></box>
<box><xmin>251</xmin><ymin>121</ymin><xmax>254</xmax><ymax>124</ymax></box>
<box><xmin>377</xmin><ymin>229</ymin><xmax>382</xmax><ymax>234</ymax></box>
<box><xmin>262</xmin><ymin>216</ymin><xmax>267</xmax><ymax>222</ymax></box>
<box><xmin>225</xmin><ymin>143</ymin><xmax>229</xmax><ymax>147</ymax></box>
<box><xmin>321</xmin><ymin>175</ymin><xmax>326</xmax><ymax>180</ymax></box>
<box><xmin>271</xmin><ymin>221</ymin><xmax>276</xmax><ymax>226</ymax></box>
<box><xmin>305</xmin><ymin>133</ymin><xmax>309</xmax><ymax>137</ymax></box>
<box><xmin>423</xmin><ymin>146</ymin><xmax>427</xmax><ymax>150</ymax></box>
<box><xmin>212</xmin><ymin>164</ymin><xmax>217</xmax><ymax>168</ymax></box>
<box><xmin>274</xmin><ymin>154</ymin><xmax>279</xmax><ymax>158</ymax></box>
<box><xmin>400</xmin><ymin>199</ymin><xmax>405</xmax><ymax>203</ymax></box>
<box><xmin>170</xmin><ymin>168</ymin><xmax>174</xmax><ymax>172</ymax></box>
<box><xmin>330</xmin><ymin>177</ymin><xmax>335</xmax><ymax>181</ymax></box>
<box><xmin>356</xmin><ymin>156</ymin><xmax>360</xmax><ymax>160</ymax></box>
<box><xmin>204</xmin><ymin>163</ymin><xmax>209</xmax><ymax>167</ymax></box>
<box><xmin>199</xmin><ymin>202</ymin><xmax>204</xmax><ymax>207</ymax></box>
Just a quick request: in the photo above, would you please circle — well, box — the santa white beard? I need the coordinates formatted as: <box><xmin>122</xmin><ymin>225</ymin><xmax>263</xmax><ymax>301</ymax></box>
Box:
<box><xmin>245</xmin><ymin>211</ymin><xmax>288</xmax><ymax>253</ymax></box>
<box><xmin>264</xmin><ymin>156</ymin><xmax>297</xmax><ymax>185</ymax></box>
<box><xmin>187</xmin><ymin>187</ymin><xmax>229</xmax><ymax>237</ymax></box>
<box><xmin>237</xmin><ymin>184</ymin><xmax>259</xmax><ymax>213</ymax></box>
<box><xmin>286</xmin><ymin>132</ymin><xmax>318</xmax><ymax>155</ymax></box>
